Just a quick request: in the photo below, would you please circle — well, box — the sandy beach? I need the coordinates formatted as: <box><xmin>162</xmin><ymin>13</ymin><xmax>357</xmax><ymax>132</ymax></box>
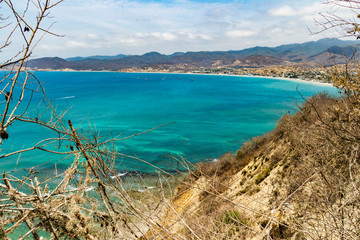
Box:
<box><xmin>238</xmin><ymin>74</ymin><xmax>334</xmax><ymax>87</ymax></box>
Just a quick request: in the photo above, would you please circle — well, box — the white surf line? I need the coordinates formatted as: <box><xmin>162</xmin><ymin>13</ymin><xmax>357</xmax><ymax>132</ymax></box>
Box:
<box><xmin>110</xmin><ymin>172</ymin><xmax>127</xmax><ymax>179</ymax></box>
<box><xmin>56</xmin><ymin>96</ymin><xmax>75</xmax><ymax>100</ymax></box>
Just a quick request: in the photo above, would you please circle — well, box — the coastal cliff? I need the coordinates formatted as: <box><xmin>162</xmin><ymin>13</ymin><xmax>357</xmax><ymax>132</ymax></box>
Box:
<box><xmin>143</xmin><ymin>93</ymin><xmax>360</xmax><ymax>240</ymax></box>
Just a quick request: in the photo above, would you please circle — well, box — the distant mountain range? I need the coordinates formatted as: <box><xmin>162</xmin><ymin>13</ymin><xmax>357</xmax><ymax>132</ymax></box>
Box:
<box><xmin>27</xmin><ymin>38</ymin><xmax>360</xmax><ymax>71</ymax></box>
<box><xmin>66</xmin><ymin>54</ymin><xmax>131</xmax><ymax>61</ymax></box>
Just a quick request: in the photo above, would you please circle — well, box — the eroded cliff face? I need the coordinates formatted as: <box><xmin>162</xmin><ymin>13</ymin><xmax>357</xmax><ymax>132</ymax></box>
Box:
<box><xmin>143</xmin><ymin>94</ymin><xmax>360</xmax><ymax>240</ymax></box>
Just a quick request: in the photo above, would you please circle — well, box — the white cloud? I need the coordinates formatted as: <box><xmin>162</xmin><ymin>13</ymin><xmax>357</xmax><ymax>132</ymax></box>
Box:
<box><xmin>185</xmin><ymin>33</ymin><xmax>196</xmax><ymax>40</ymax></box>
<box><xmin>269</xmin><ymin>6</ymin><xmax>297</xmax><ymax>17</ymax></box>
<box><xmin>134</xmin><ymin>32</ymin><xmax>177</xmax><ymax>41</ymax></box>
<box><xmin>199</xmin><ymin>34</ymin><xmax>213</xmax><ymax>41</ymax></box>
<box><xmin>268</xmin><ymin>28</ymin><xmax>283</xmax><ymax>35</ymax></box>
<box><xmin>269</xmin><ymin>3</ymin><xmax>325</xmax><ymax>20</ymax></box>
<box><xmin>226</xmin><ymin>30</ymin><xmax>257</xmax><ymax>38</ymax></box>
<box><xmin>300</xmin><ymin>3</ymin><xmax>323</xmax><ymax>15</ymax></box>
<box><xmin>87</xmin><ymin>33</ymin><xmax>100</xmax><ymax>40</ymax></box>
<box><xmin>151</xmin><ymin>32</ymin><xmax>178</xmax><ymax>41</ymax></box>
<box><xmin>115</xmin><ymin>38</ymin><xmax>139</xmax><ymax>45</ymax></box>
<box><xmin>66</xmin><ymin>41</ymin><xmax>87</xmax><ymax>48</ymax></box>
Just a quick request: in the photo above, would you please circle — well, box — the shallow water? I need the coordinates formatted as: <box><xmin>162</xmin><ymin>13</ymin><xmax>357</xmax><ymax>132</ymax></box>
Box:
<box><xmin>0</xmin><ymin>72</ymin><xmax>337</xmax><ymax>173</ymax></box>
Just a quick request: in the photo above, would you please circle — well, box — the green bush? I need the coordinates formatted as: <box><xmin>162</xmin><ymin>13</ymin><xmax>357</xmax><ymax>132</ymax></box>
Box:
<box><xmin>236</xmin><ymin>150</ymin><xmax>244</xmax><ymax>159</ymax></box>
<box><xmin>221</xmin><ymin>210</ymin><xmax>248</xmax><ymax>226</ymax></box>
<box><xmin>255</xmin><ymin>167</ymin><xmax>271</xmax><ymax>185</ymax></box>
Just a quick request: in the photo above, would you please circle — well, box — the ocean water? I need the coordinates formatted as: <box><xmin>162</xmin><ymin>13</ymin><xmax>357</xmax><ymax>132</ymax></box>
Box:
<box><xmin>0</xmin><ymin>72</ymin><xmax>337</xmax><ymax>174</ymax></box>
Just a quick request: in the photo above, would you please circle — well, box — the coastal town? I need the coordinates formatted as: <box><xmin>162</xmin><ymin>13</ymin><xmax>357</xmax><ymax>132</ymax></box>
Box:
<box><xmin>120</xmin><ymin>64</ymin><xmax>335</xmax><ymax>83</ymax></box>
<box><xmin>195</xmin><ymin>65</ymin><xmax>333</xmax><ymax>82</ymax></box>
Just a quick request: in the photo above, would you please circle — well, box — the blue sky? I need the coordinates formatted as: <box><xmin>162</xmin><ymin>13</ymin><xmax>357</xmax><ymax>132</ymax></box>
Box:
<box><xmin>1</xmin><ymin>0</ymin><xmax>345</xmax><ymax>59</ymax></box>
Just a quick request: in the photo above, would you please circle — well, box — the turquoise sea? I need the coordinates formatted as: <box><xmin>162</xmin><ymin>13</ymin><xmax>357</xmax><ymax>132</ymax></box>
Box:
<box><xmin>0</xmin><ymin>72</ymin><xmax>337</xmax><ymax>174</ymax></box>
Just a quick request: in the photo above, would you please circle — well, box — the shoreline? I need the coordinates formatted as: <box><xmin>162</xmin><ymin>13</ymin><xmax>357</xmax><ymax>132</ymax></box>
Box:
<box><xmin>238</xmin><ymin>74</ymin><xmax>333</xmax><ymax>87</ymax></box>
<box><xmin>24</xmin><ymin>69</ymin><xmax>334</xmax><ymax>87</ymax></box>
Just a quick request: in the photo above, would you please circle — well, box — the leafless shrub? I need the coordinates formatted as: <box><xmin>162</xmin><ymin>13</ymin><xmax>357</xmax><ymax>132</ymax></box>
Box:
<box><xmin>314</xmin><ymin>0</ymin><xmax>360</xmax><ymax>38</ymax></box>
<box><xmin>0</xmin><ymin>1</ymin><xmax>188</xmax><ymax>239</ymax></box>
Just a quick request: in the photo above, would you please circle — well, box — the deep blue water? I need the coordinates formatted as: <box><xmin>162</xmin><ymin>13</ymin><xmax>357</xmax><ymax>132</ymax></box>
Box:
<box><xmin>0</xmin><ymin>72</ymin><xmax>337</xmax><ymax>173</ymax></box>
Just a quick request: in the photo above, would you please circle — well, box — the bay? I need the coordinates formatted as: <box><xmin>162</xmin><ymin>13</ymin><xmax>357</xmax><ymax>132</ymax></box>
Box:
<box><xmin>0</xmin><ymin>72</ymin><xmax>337</xmax><ymax>173</ymax></box>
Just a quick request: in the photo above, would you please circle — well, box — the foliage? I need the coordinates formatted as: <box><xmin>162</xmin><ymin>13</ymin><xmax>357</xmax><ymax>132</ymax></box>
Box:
<box><xmin>254</xmin><ymin>167</ymin><xmax>271</xmax><ymax>185</ymax></box>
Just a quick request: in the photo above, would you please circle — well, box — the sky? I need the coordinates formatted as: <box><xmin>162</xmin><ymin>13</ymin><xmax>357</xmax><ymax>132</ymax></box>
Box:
<box><xmin>0</xmin><ymin>0</ymin><xmax>350</xmax><ymax>59</ymax></box>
